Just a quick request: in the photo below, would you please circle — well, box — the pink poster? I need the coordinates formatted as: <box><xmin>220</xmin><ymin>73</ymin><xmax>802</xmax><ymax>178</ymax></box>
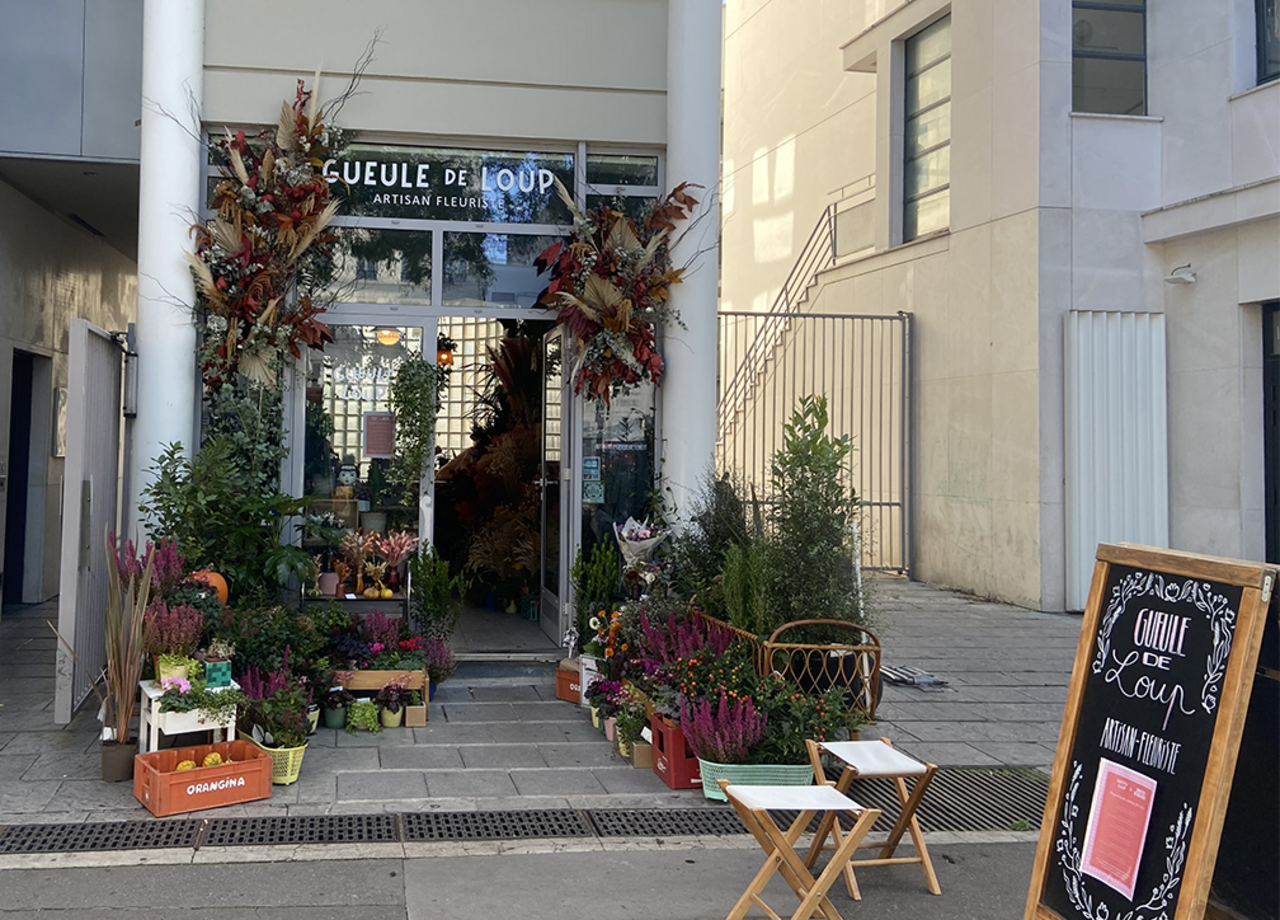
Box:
<box><xmin>363</xmin><ymin>412</ymin><xmax>396</xmax><ymax>459</ymax></box>
<box><xmin>1080</xmin><ymin>758</ymin><xmax>1159</xmax><ymax>900</ymax></box>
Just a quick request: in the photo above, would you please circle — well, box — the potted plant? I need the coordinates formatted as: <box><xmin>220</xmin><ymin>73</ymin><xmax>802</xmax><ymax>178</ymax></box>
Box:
<box><xmin>404</xmin><ymin>689</ymin><xmax>427</xmax><ymax>727</ymax></box>
<box><xmin>613</xmin><ymin>688</ymin><xmax>651</xmax><ymax>766</ymax></box>
<box><xmin>424</xmin><ymin>639</ymin><xmax>455</xmax><ymax>701</ymax></box>
<box><xmin>345</xmin><ymin>699</ymin><xmax>381</xmax><ymax>734</ymax></box>
<box><xmin>197</xmin><ymin>638</ymin><xmax>236</xmax><ymax>689</ymax></box>
<box><xmin>156</xmin><ymin>675</ymin><xmax>248</xmax><ymax>733</ymax></box>
<box><xmin>322</xmin><ymin>685</ymin><xmax>354</xmax><ymax>730</ymax></box>
<box><xmin>407</xmin><ymin>545</ymin><xmax>465</xmax><ymax>640</ymax></box>
<box><xmin>238</xmin><ymin>665</ymin><xmax>312</xmax><ymax>784</ymax></box>
<box><xmin>96</xmin><ymin>535</ymin><xmax>154</xmax><ymax>781</ymax></box>
<box><xmin>680</xmin><ymin>690</ymin><xmax>814</xmax><ymax>801</ymax></box>
<box><xmin>376</xmin><ymin>676</ymin><xmax>410</xmax><ymax>728</ymax></box>
<box><xmin>143</xmin><ymin>599</ymin><xmax>204</xmax><ymax>676</ymax></box>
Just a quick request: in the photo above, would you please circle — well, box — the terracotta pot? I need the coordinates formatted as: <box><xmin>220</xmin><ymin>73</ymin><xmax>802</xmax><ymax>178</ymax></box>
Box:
<box><xmin>604</xmin><ymin>717</ymin><xmax>617</xmax><ymax>742</ymax></box>
<box><xmin>101</xmin><ymin>741</ymin><xmax>137</xmax><ymax>782</ymax></box>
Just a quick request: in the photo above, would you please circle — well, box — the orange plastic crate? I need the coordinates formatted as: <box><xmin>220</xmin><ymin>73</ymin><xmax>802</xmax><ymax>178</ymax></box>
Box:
<box><xmin>556</xmin><ymin>667</ymin><xmax>581</xmax><ymax>703</ymax></box>
<box><xmin>133</xmin><ymin>739</ymin><xmax>273</xmax><ymax>816</ymax></box>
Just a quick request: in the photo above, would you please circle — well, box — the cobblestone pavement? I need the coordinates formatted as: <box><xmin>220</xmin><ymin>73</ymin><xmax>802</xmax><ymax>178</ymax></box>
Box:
<box><xmin>0</xmin><ymin>575</ymin><xmax>1080</xmax><ymax>824</ymax></box>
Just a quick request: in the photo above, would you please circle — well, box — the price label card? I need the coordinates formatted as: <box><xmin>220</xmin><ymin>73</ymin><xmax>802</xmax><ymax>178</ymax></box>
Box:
<box><xmin>1081</xmin><ymin>759</ymin><xmax>1158</xmax><ymax>900</ymax></box>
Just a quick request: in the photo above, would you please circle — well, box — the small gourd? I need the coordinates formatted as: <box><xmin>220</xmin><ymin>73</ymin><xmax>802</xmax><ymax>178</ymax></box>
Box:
<box><xmin>176</xmin><ymin>760</ymin><xmax>196</xmax><ymax>772</ymax></box>
<box><xmin>380</xmin><ymin>587</ymin><xmax>393</xmax><ymax>599</ymax></box>
<box><xmin>201</xmin><ymin>752</ymin><xmax>223</xmax><ymax>768</ymax></box>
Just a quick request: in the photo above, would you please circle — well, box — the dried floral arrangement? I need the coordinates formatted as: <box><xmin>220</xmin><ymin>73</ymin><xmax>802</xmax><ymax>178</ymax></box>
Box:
<box><xmin>534</xmin><ymin>180</ymin><xmax>701</xmax><ymax>403</ymax></box>
<box><xmin>188</xmin><ymin>78</ymin><xmax>346</xmax><ymax>391</ymax></box>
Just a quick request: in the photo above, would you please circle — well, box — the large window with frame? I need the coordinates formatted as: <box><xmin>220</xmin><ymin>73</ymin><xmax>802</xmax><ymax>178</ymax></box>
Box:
<box><xmin>1260</xmin><ymin>0</ymin><xmax>1280</xmax><ymax>84</ymax></box>
<box><xmin>903</xmin><ymin>15</ymin><xmax>952</xmax><ymax>243</ymax></box>
<box><xmin>1072</xmin><ymin>1</ymin><xmax>1147</xmax><ymax>115</ymax></box>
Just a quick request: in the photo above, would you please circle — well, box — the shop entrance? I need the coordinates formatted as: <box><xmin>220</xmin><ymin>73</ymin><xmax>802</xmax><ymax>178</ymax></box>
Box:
<box><xmin>3</xmin><ymin>350</ymin><xmax>52</xmax><ymax>606</ymax></box>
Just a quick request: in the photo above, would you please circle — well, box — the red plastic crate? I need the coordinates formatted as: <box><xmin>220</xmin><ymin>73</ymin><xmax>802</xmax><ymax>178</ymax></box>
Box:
<box><xmin>650</xmin><ymin>713</ymin><xmax>702</xmax><ymax>789</ymax></box>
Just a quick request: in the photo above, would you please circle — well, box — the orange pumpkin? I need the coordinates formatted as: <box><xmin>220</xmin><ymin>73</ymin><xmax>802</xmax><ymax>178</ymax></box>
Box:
<box><xmin>190</xmin><ymin>569</ymin><xmax>228</xmax><ymax>606</ymax></box>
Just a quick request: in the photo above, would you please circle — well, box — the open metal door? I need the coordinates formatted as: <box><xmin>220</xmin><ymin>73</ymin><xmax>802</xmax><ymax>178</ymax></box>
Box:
<box><xmin>539</xmin><ymin>327</ymin><xmax>578</xmax><ymax>647</ymax></box>
<box><xmin>54</xmin><ymin>320</ymin><xmax>124</xmax><ymax>724</ymax></box>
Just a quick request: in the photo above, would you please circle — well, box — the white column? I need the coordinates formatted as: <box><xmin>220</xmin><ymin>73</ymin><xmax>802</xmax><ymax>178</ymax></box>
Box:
<box><xmin>129</xmin><ymin>0</ymin><xmax>205</xmax><ymax>536</ymax></box>
<box><xmin>661</xmin><ymin>0</ymin><xmax>722</xmax><ymax>522</ymax></box>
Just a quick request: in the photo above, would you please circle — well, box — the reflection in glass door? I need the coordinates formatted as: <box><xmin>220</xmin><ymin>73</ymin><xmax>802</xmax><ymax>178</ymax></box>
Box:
<box><xmin>540</xmin><ymin>328</ymin><xmax>573</xmax><ymax>645</ymax></box>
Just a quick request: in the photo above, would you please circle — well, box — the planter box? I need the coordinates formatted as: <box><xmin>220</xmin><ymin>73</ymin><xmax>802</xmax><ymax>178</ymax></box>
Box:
<box><xmin>238</xmin><ymin>731</ymin><xmax>308</xmax><ymax>785</ymax></box>
<box><xmin>650</xmin><ymin>714</ymin><xmax>701</xmax><ymax>789</ymax></box>
<box><xmin>340</xmin><ymin>668</ymin><xmax>429</xmax><ymax>722</ymax></box>
<box><xmin>696</xmin><ymin>759</ymin><xmax>815</xmax><ymax>802</ymax></box>
<box><xmin>555</xmin><ymin>662</ymin><xmax>581</xmax><ymax>703</ymax></box>
<box><xmin>134</xmin><ymin>739</ymin><xmax>272</xmax><ymax>817</ymax></box>
<box><xmin>628</xmin><ymin>741</ymin><xmax>654</xmax><ymax>770</ymax></box>
<box><xmin>405</xmin><ymin>704</ymin><xmax>427</xmax><ymax>728</ymax></box>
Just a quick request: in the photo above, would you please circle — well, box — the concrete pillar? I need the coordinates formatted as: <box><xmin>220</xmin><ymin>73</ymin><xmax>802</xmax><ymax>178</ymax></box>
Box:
<box><xmin>661</xmin><ymin>0</ymin><xmax>722</xmax><ymax>522</ymax></box>
<box><xmin>129</xmin><ymin>0</ymin><xmax>205</xmax><ymax>536</ymax></box>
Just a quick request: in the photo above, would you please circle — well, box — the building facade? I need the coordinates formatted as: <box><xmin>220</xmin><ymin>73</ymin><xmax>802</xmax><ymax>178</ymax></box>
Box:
<box><xmin>722</xmin><ymin>0</ymin><xmax>1279</xmax><ymax>612</ymax></box>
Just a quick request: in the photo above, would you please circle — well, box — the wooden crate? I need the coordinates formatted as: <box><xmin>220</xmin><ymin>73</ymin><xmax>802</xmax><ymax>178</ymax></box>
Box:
<box><xmin>134</xmin><ymin>739</ymin><xmax>272</xmax><ymax>816</ymax></box>
<box><xmin>339</xmin><ymin>668</ymin><xmax>429</xmax><ymax>721</ymax></box>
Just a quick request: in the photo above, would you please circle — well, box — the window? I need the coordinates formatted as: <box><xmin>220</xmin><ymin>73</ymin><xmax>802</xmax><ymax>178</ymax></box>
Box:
<box><xmin>903</xmin><ymin>16</ymin><xmax>951</xmax><ymax>242</ymax></box>
<box><xmin>1072</xmin><ymin>1</ymin><xmax>1146</xmax><ymax>114</ymax></box>
<box><xmin>1261</xmin><ymin>0</ymin><xmax>1280</xmax><ymax>84</ymax></box>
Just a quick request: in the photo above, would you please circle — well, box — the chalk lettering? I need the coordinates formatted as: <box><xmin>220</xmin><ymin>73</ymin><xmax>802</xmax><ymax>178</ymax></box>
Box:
<box><xmin>1104</xmin><ymin>650</ymin><xmax>1197</xmax><ymax>730</ymax></box>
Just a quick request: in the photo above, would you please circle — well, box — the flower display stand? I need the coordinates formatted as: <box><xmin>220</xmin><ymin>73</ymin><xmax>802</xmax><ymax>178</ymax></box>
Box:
<box><xmin>650</xmin><ymin>713</ymin><xmax>702</xmax><ymax>789</ymax></box>
<box><xmin>137</xmin><ymin>679</ymin><xmax>239</xmax><ymax>754</ymax></box>
<box><xmin>134</xmin><ymin>739</ymin><xmax>272</xmax><ymax>817</ymax></box>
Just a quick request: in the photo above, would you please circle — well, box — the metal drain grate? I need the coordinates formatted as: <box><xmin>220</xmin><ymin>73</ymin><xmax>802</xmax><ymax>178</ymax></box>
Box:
<box><xmin>0</xmin><ymin>820</ymin><xmax>202</xmax><ymax>854</ymax></box>
<box><xmin>829</xmin><ymin>767</ymin><xmax>1048</xmax><ymax>833</ymax></box>
<box><xmin>589</xmin><ymin>809</ymin><xmax>750</xmax><ymax>838</ymax></box>
<box><xmin>402</xmin><ymin>809</ymin><xmax>593</xmax><ymax>841</ymax></box>
<box><xmin>201</xmin><ymin>814</ymin><xmax>400</xmax><ymax>847</ymax></box>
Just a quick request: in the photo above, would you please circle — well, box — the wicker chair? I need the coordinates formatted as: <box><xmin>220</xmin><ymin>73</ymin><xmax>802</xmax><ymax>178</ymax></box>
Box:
<box><xmin>763</xmin><ymin>620</ymin><xmax>882</xmax><ymax>723</ymax></box>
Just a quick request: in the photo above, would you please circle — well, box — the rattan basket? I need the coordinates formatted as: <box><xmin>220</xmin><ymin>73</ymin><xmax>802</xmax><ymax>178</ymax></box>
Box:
<box><xmin>238</xmin><ymin>731</ymin><xmax>308</xmax><ymax>785</ymax></box>
<box><xmin>696</xmin><ymin>759</ymin><xmax>815</xmax><ymax>801</ymax></box>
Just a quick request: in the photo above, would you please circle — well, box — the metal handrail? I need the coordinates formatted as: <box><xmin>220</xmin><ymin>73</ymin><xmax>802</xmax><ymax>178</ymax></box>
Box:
<box><xmin>717</xmin><ymin>204</ymin><xmax>837</xmax><ymax>443</ymax></box>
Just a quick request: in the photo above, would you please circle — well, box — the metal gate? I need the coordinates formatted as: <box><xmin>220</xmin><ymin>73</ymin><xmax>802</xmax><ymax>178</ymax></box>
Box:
<box><xmin>716</xmin><ymin>310</ymin><xmax>911</xmax><ymax>573</ymax></box>
<box><xmin>54</xmin><ymin>320</ymin><xmax>124</xmax><ymax>724</ymax></box>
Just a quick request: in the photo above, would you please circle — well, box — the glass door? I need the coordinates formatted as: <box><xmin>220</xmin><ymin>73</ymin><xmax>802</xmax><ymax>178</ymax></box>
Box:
<box><xmin>540</xmin><ymin>327</ymin><xmax>575</xmax><ymax>646</ymax></box>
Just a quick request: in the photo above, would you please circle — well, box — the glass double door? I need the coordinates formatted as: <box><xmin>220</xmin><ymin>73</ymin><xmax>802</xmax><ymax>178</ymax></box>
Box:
<box><xmin>540</xmin><ymin>327</ymin><xmax>577</xmax><ymax>646</ymax></box>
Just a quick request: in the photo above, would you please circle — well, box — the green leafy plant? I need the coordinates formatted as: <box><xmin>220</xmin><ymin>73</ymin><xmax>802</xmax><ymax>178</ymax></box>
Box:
<box><xmin>753</xmin><ymin>677</ymin><xmax>865</xmax><ymax>765</ymax></box>
<box><xmin>721</xmin><ymin>542</ymin><xmax>769</xmax><ymax>637</ymax></box>
<box><xmin>613</xmin><ymin>690</ymin><xmax>650</xmax><ymax>746</ymax></box>
<box><xmin>345</xmin><ymin>699</ymin><xmax>381</xmax><ymax>734</ymax></box>
<box><xmin>408</xmin><ymin>545</ymin><xmax>465</xmax><ymax>640</ymax></box>
<box><xmin>138</xmin><ymin>439</ymin><xmax>313</xmax><ymax>604</ymax></box>
<box><xmin>571</xmin><ymin>537</ymin><xmax>620</xmax><ymax>650</ymax></box>
<box><xmin>157</xmin><ymin>679</ymin><xmax>248</xmax><ymax>724</ymax></box>
<box><xmin>763</xmin><ymin>396</ymin><xmax>863</xmax><ymax>629</ymax></box>
<box><xmin>670</xmin><ymin>473</ymin><xmax>755</xmax><ymax>609</ymax></box>
<box><xmin>388</xmin><ymin>359</ymin><xmax>441</xmax><ymax>506</ymax></box>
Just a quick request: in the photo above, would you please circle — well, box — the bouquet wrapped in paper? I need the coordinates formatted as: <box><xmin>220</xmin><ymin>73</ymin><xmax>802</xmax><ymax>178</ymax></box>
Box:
<box><xmin>613</xmin><ymin>518</ymin><xmax>668</xmax><ymax>568</ymax></box>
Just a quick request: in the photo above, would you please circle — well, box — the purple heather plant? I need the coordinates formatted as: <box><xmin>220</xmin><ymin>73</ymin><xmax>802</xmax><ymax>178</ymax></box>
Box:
<box><xmin>361</xmin><ymin>610</ymin><xmax>402</xmax><ymax>650</ymax></box>
<box><xmin>639</xmin><ymin>608</ymin><xmax>735</xmax><ymax>665</ymax></box>
<box><xmin>423</xmin><ymin>639</ymin><xmax>456</xmax><ymax>685</ymax></box>
<box><xmin>679</xmin><ymin>690</ymin><xmax>767</xmax><ymax>765</ymax></box>
<box><xmin>143</xmin><ymin>599</ymin><xmax>205</xmax><ymax>657</ymax></box>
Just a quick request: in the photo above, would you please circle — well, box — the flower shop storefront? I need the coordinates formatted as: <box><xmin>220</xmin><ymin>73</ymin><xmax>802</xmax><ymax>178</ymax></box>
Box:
<box><xmin>246</xmin><ymin>141</ymin><xmax>666</xmax><ymax>647</ymax></box>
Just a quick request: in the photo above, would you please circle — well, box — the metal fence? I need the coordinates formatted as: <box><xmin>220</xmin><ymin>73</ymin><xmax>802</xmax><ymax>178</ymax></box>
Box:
<box><xmin>716</xmin><ymin>310</ymin><xmax>911</xmax><ymax>573</ymax></box>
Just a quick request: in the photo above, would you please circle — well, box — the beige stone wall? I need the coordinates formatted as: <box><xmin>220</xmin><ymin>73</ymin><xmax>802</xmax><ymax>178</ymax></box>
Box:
<box><xmin>1157</xmin><ymin>217</ymin><xmax>1279</xmax><ymax>562</ymax></box>
<box><xmin>203</xmin><ymin>0</ymin><xmax>668</xmax><ymax>144</ymax></box>
<box><xmin>721</xmin><ymin>0</ymin><xmax>1048</xmax><ymax>608</ymax></box>
<box><xmin>0</xmin><ymin>179</ymin><xmax>137</xmax><ymax>602</ymax></box>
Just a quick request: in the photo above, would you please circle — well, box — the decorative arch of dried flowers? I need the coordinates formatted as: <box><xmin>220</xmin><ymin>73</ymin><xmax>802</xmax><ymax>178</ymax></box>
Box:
<box><xmin>534</xmin><ymin>179</ymin><xmax>701</xmax><ymax>404</ymax></box>
<box><xmin>187</xmin><ymin>79</ymin><xmax>344</xmax><ymax>393</ymax></box>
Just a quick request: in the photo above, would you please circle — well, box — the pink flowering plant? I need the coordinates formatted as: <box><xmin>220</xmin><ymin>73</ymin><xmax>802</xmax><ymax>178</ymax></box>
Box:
<box><xmin>679</xmin><ymin>690</ymin><xmax>768</xmax><ymax>765</ymax></box>
<box><xmin>143</xmin><ymin>600</ymin><xmax>205</xmax><ymax>657</ymax></box>
<box><xmin>156</xmin><ymin>673</ymin><xmax>247</xmax><ymax>723</ymax></box>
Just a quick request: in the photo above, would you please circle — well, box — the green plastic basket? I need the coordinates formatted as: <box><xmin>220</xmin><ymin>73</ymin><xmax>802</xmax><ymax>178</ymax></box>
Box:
<box><xmin>696</xmin><ymin>759</ymin><xmax>815</xmax><ymax>801</ymax></box>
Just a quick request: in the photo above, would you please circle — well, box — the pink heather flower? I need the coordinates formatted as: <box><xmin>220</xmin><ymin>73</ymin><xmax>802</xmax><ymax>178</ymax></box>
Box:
<box><xmin>370</xmin><ymin>642</ymin><xmax>385</xmax><ymax>654</ymax></box>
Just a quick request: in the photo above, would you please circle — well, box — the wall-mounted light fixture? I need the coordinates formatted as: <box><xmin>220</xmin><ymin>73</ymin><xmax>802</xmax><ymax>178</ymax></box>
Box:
<box><xmin>1163</xmin><ymin>264</ymin><xmax>1197</xmax><ymax>285</ymax></box>
<box><xmin>436</xmin><ymin>347</ymin><xmax>455</xmax><ymax>367</ymax></box>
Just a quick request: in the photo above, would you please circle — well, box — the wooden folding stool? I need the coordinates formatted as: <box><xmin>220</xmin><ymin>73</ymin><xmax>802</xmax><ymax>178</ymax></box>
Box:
<box><xmin>719</xmin><ymin>780</ymin><xmax>881</xmax><ymax>920</ymax></box>
<box><xmin>804</xmin><ymin>738</ymin><xmax>942</xmax><ymax>899</ymax></box>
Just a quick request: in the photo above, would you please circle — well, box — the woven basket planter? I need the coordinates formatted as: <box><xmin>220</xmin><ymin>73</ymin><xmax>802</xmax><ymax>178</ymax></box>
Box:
<box><xmin>238</xmin><ymin>731</ymin><xmax>308</xmax><ymax>785</ymax></box>
<box><xmin>696</xmin><ymin>759</ymin><xmax>815</xmax><ymax>802</ymax></box>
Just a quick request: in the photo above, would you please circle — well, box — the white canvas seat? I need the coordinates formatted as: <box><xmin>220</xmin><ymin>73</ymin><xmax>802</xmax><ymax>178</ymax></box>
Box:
<box><xmin>720</xmin><ymin>779</ymin><xmax>881</xmax><ymax>920</ymax></box>
<box><xmin>804</xmin><ymin>737</ymin><xmax>942</xmax><ymax>899</ymax></box>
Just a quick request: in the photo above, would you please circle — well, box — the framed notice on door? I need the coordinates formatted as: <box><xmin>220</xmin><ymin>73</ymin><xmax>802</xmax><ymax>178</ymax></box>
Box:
<box><xmin>1025</xmin><ymin>544</ymin><xmax>1276</xmax><ymax>920</ymax></box>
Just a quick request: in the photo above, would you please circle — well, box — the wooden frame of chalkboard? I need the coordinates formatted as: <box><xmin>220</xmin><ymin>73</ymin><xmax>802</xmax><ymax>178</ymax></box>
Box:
<box><xmin>1025</xmin><ymin>543</ymin><xmax>1276</xmax><ymax>920</ymax></box>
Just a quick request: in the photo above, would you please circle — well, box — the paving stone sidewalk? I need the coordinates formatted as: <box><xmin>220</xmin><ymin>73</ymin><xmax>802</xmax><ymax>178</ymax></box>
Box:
<box><xmin>0</xmin><ymin>575</ymin><xmax>1080</xmax><ymax>824</ymax></box>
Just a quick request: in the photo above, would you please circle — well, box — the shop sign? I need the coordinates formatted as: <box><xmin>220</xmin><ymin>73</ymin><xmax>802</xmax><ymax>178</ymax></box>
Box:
<box><xmin>322</xmin><ymin>143</ymin><xmax>574</xmax><ymax>224</ymax></box>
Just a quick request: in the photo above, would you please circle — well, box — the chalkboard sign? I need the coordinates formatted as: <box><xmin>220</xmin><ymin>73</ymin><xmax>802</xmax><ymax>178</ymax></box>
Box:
<box><xmin>1026</xmin><ymin>544</ymin><xmax>1276</xmax><ymax>920</ymax></box>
